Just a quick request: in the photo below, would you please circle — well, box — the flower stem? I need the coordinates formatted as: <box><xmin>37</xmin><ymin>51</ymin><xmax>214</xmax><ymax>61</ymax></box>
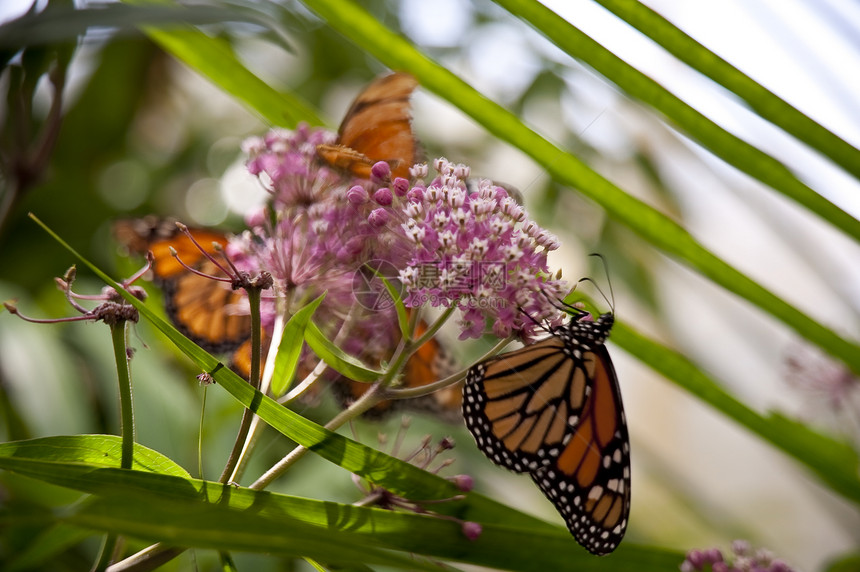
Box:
<box><xmin>110</xmin><ymin>321</ymin><xmax>135</xmax><ymax>469</ymax></box>
<box><xmin>387</xmin><ymin>335</ymin><xmax>515</xmax><ymax>400</ymax></box>
<box><xmin>198</xmin><ymin>385</ymin><xmax>208</xmax><ymax>479</ymax></box>
<box><xmin>219</xmin><ymin>287</ymin><xmax>263</xmax><ymax>484</ymax></box>
<box><xmin>250</xmin><ymin>380</ymin><xmax>385</xmax><ymax>490</ymax></box>
<box><xmin>94</xmin><ymin>321</ymin><xmax>134</xmax><ymax>571</ymax></box>
<box><xmin>91</xmin><ymin>533</ymin><xmax>119</xmax><ymax>572</ymax></box>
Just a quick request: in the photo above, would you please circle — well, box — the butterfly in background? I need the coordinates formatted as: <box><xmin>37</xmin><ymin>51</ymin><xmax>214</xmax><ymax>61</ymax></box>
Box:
<box><xmin>316</xmin><ymin>72</ymin><xmax>420</xmax><ymax>180</ymax></box>
<box><xmin>462</xmin><ymin>302</ymin><xmax>630</xmax><ymax>555</ymax></box>
<box><xmin>114</xmin><ymin>73</ymin><xmax>459</xmax><ymax>418</ymax></box>
<box><xmin>113</xmin><ymin>216</ymin><xmax>251</xmax><ymax>354</ymax></box>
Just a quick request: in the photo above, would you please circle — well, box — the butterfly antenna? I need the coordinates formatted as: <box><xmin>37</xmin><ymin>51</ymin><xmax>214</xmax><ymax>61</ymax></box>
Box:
<box><xmin>537</xmin><ymin>286</ymin><xmax>588</xmax><ymax>318</ymax></box>
<box><xmin>579</xmin><ymin>253</ymin><xmax>615</xmax><ymax>314</ymax></box>
<box><xmin>517</xmin><ymin>306</ymin><xmax>551</xmax><ymax>334</ymax></box>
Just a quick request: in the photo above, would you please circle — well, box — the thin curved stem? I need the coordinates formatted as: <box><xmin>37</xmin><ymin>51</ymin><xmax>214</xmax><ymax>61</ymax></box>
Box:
<box><xmin>386</xmin><ymin>335</ymin><xmax>515</xmax><ymax>400</ymax></box>
<box><xmin>218</xmin><ymin>287</ymin><xmax>262</xmax><ymax>483</ymax></box>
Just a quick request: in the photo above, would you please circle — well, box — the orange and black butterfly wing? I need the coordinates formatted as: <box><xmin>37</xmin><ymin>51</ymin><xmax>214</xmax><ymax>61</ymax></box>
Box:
<box><xmin>113</xmin><ymin>219</ymin><xmax>252</xmax><ymax>354</ymax></box>
<box><xmin>530</xmin><ymin>345</ymin><xmax>630</xmax><ymax>555</ymax></box>
<box><xmin>160</xmin><ymin>259</ymin><xmax>251</xmax><ymax>353</ymax></box>
<box><xmin>462</xmin><ymin>335</ymin><xmax>592</xmax><ymax>472</ymax></box>
<box><xmin>317</xmin><ymin>72</ymin><xmax>420</xmax><ymax>180</ymax></box>
<box><xmin>463</xmin><ymin>313</ymin><xmax>630</xmax><ymax>555</ymax></box>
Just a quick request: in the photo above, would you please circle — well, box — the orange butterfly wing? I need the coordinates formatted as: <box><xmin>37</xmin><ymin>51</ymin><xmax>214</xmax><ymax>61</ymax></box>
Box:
<box><xmin>316</xmin><ymin>72</ymin><xmax>419</xmax><ymax>180</ymax></box>
<box><xmin>530</xmin><ymin>346</ymin><xmax>630</xmax><ymax>555</ymax></box>
<box><xmin>113</xmin><ymin>218</ymin><xmax>252</xmax><ymax>353</ymax></box>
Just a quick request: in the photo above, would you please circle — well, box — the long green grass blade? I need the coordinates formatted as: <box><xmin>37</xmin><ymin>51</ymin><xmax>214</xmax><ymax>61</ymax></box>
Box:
<box><xmin>304</xmin><ymin>320</ymin><xmax>384</xmax><ymax>382</ymax></box>
<box><xmin>591</xmin><ymin>0</ymin><xmax>860</xmax><ymax>183</ymax></box>
<box><xmin>271</xmin><ymin>294</ymin><xmax>326</xmax><ymax>397</ymax></box>
<box><xmin>610</xmin><ymin>320</ymin><xmax>860</xmax><ymax>505</ymax></box>
<box><xmin>0</xmin><ymin>434</ymin><xmax>191</xmax><ymax>478</ymax></box>
<box><xmin>144</xmin><ymin>26</ymin><xmax>322</xmax><ymax>128</ymax></box>
<box><xmin>0</xmin><ymin>453</ymin><xmax>684</xmax><ymax>570</ymax></box>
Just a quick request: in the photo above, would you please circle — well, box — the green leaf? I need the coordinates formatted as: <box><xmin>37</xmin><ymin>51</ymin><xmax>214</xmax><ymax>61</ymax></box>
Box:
<box><xmin>0</xmin><ymin>435</ymin><xmax>191</xmax><ymax>478</ymax></box>
<box><xmin>610</xmin><ymin>319</ymin><xmax>860</xmax><ymax>505</ymax></box>
<box><xmin>0</xmin><ymin>453</ymin><xmax>684</xmax><ymax>570</ymax></box>
<box><xmin>144</xmin><ymin>26</ymin><xmax>321</xmax><ymax>128</ymax></box>
<box><xmin>271</xmin><ymin>294</ymin><xmax>327</xmax><ymax>397</ymax></box>
<box><xmin>304</xmin><ymin>320</ymin><xmax>384</xmax><ymax>382</ymax></box>
<box><xmin>114</xmin><ymin>0</ymin><xmax>322</xmax><ymax>127</ymax></box>
<box><xmin>380</xmin><ymin>274</ymin><xmax>411</xmax><ymax>341</ymax></box>
<box><xmin>0</xmin><ymin>3</ymin><xmax>262</xmax><ymax>49</ymax></box>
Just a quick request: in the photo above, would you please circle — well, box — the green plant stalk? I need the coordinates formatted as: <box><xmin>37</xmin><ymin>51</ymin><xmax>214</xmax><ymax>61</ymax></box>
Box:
<box><xmin>198</xmin><ymin>385</ymin><xmax>207</xmax><ymax>479</ymax></box>
<box><xmin>493</xmin><ymin>0</ymin><xmax>860</xmax><ymax>242</ymax></box>
<box><xmin>93</xmin><ymin>321</ymin><xmax>135</xmax><ymax>571</ymax></box>
<box><xmin>219</xmin><ymin>287</ymin><xmax>262</xmax><ymax>484</ymax></box>
<box><xmin>296</xmin><ymin>0</ymin><xmax>860</xmax><ymax>377</ymax></box>
<box><xmin>591</xmin><ymin>0</ymin><xmax>860</xmax><ymax>183</ymax></box>
<box><xmin>92</xmin><ymin>532</ymin><xmax>119</xmax><ymax>572</ymax></box>
<box><xmin>110</xmin><ymin>322</ymin><xmax>135</xmax><ymax>470</ymax></box>
<box><xmin>250</xmin><ymin>380</ymin><xmax>386</xmax><ymax>490</ymax></box>
<box><xmin>229</xmin><ymin>311</ymin><xmax>288</xmax><ymax>483</ymax></box>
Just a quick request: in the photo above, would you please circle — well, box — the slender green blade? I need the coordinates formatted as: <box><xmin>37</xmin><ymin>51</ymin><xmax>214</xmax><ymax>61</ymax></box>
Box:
<box><xmin>304</xmin><ymin>320</ymin><xmax>384</xmax><ymax>382</ymax></box>
<box><xmin>0</xmin><ymin>454</ymin><xmax>684</xmax><ymax>570</ymax></box>
<box><xmin>0</xmin><ymin>435</ymin><xmax>191</xmax><ymax>478</ymax></box>
<box><xmin>493</xmin><ymin>0</ymin><xmax>860</xmax><ymax>241</ymax></box>
<box><xmin>592</xmin><ymin>0</ymin><xmax>860</xmax><ymax>183</ymax></box>
<box><xmin>271</xmin><ymin>294</ymin><xmax>326</xmax><ymax>397</ymax></box>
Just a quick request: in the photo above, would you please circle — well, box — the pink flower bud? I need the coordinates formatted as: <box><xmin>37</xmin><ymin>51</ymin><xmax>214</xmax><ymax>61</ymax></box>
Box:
<box><xmin>347</xmin><ymin>185</ymin><xmax>369</xmax><ymax>204</ymax></box>
<box><xmin>461</xmin><ymin>521</ymin><xmax>482</xmax><ymax>541</ymax></box>
<box><xmin>373</xmin><ymin>187</ymin><xmax>393</xmax><ymax>206</ymax></box>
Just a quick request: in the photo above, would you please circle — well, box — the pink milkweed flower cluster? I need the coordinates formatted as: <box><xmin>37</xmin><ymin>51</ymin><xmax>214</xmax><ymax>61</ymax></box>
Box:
<box><xmin>394</xmin><ymin>158</ymin><xmax>568</xmax><ymax>341</ymax></box>
<box><xmin>680</xmin><ymin>540</ymin><xmax>795</xmax><ymax>572</ymax></box>
<box><xmin>230</xmin><ymin>125</ymin><xmax>568</xmax><ymax>352</ymax></box>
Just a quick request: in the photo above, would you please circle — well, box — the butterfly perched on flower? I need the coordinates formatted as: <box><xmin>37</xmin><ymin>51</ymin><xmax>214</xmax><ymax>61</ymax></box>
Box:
<box><xmin>462</xmin><ymin>302</ymin><xmax>630</xmax><ymax>555</ymax></box>
<box><xmin>114</xmin><ymin>73</ymin><xmax>459</xmax><ymax>417</ymax></box>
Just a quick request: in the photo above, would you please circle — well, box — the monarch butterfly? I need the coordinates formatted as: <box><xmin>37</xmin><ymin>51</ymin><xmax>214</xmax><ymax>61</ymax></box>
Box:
<box><xmin>462</xmin><ymin>305</ymin><xmax>630</xmax><ymax>555</ymax></box>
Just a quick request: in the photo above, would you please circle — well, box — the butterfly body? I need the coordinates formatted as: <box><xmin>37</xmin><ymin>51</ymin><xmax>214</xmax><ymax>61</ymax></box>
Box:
<box><xmin>462</xmin><ymin>312</ymin><xmax>630</xmax><ymax>555</ymax></box>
